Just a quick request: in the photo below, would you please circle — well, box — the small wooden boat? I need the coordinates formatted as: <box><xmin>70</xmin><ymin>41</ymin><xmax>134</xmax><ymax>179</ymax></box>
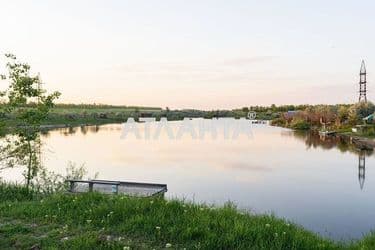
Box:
<box><xmin>67</xmin><ymin>179</ymin><xmax>168</xmax><ymax>197</ymax></box>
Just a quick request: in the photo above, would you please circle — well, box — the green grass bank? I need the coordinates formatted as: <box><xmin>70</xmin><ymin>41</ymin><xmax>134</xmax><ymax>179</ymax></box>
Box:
<box><xmin>1</xmin><ymin>184</ymin><xmax>375</xmax><ymax>249</ymax></box>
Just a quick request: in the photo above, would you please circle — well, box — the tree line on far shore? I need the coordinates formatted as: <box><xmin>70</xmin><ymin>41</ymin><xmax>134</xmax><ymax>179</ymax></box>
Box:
<box><xmin>271</xmin><ymin>102</ymin><xmax>375</xmax><ymax>131</ymax></box>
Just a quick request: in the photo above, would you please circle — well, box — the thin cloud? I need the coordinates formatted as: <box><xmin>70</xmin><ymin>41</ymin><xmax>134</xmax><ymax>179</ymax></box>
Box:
<box><xmin>109</xmin><ymin>56</ymin><xmax>277</xmax><ymax>74</ymax></box>
<box><xmin>219</xmin><ymin>56</ymin><xmax>277</xmax><ymax>67</ymax></box>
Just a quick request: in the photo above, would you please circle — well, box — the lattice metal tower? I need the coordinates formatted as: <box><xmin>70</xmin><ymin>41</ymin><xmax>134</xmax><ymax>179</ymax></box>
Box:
<box><xmin>359</xmin><ymin>60</ymin><xmax>367</xmax><ymax>102</ymax></box>
<box><xmin>358</xmin><ymin>153</ymin><xmax>365</xmax><ymax>190</ymax></box>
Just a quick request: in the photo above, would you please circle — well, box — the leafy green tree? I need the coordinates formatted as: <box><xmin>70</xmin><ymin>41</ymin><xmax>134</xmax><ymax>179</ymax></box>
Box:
<box><xmin>241</xmin><ymin>107</ymin><xmax>249</xmax><ymax>113</ymax></box>
<box><xmin>0</xmin><ymin>54</ymin><xmax>60</xmax><ymax>189</ymax></box>
<box><xmin>270</xmin><ymin>104</ymin><xmax>276</xmax><ymax>111</ymax></box>
<box><xmin>290</xmin><ymin>117</ymin><xmax>310</xmax><ymax>130</ymax></box>
<box><xmin>349</xmin><ymin>102</ymin><xmax>375</xmax><ymax>121</ymax></box>
<box><xmin>337</xmin><ymin>106</ymin><xmax>349</xmax><ymax>124</ymax></box>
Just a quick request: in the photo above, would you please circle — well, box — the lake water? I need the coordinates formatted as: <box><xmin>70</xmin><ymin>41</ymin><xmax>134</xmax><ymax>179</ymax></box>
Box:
<box><xmin>1</xmin><ymin>120</ymin><xmax>375</xmax><ymax>240</ymax></box>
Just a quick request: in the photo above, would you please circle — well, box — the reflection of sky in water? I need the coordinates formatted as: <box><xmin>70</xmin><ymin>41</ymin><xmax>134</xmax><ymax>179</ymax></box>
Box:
<box><xmin>1</xmin><ymin>122</ymin><xmax>375</xmax><ymax>240</ymax></box>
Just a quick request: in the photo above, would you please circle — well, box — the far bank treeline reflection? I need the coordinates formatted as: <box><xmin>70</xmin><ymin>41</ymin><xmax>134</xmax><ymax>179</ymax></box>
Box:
<box><xmin>287</xmin><ymin>130</ymin><xmax>371</xmax><ymax>190</ymax></box>
<box><xmin>288</xmin><ymin>130</ymin><xmax>373</xmax><ymax>156</ymax></box>
<box><xmin>40</xmin><ymin>125</ymin><xmax>113</xmax><ymax>137</ymax></box>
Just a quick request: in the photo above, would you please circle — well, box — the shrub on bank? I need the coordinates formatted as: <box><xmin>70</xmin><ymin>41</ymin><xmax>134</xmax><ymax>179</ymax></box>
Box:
<box><xmin>0</xmin><ymin>182</ymin><xmax>37</xmax><ymax>202</ymax></box>
<box><xmin>349</xmin><ymin>102</ymin><xmax>375</xmax><ymax>121</ymax></box>
<box><xmin>290</xmin><ymin>117</ymin><xmax>311</xmax><ymax>130</ymax></box>
<box><xmin>271</xmin><ymin>117</ymin><xmax>286</xmax><ymax>127</ymax></box>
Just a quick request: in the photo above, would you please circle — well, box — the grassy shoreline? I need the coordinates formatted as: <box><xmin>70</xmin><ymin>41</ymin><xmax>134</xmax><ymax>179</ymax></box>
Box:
<box><xmin>0</xmin><ymin>184</ymin><xmax>375</xmax><ymax>249</ymax></box>
<box><xmin>0</xmin><ymin>104</ymin><xmax>276</xmax><ymax>131</ymax></box>
<box><xmin>270</xmin><ymin>121</ymin><xmax>375</xmax><ymax>143</ymax></box>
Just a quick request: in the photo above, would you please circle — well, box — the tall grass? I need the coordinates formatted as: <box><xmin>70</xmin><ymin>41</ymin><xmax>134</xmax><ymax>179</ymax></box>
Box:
<box><xmin>0</xmin><ymin>182</ymin><xmax>37</xmax><ymax>202</ymax></box>
<box><xmin>0</xmin><ymin>184</ymin><xmax>374</xmax><ymax>249</ymax></box>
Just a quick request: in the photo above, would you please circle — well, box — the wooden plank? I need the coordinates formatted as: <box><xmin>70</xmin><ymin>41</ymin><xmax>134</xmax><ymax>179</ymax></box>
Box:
<box><xmin>67</xmin><ymin>180</ymin><xmax>120</xmax><ymax>185</ymax></box>
<box><xmin>94</xmin><ymin>179</ymin><xmax>167</xmax><ymax>189</ymax></box>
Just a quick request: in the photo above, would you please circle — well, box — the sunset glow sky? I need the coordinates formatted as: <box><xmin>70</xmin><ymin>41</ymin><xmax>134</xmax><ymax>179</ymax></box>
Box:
<box><xmin>1</xmin><ymin>0</ymin><xmax>374</xmax><ymax>109</ymax></box>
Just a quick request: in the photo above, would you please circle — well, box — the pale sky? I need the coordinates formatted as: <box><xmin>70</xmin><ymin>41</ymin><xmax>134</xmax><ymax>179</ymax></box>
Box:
<box><xmin>0</xmin><ymin>0</ymin><xmax>374</xmax><ymax>109</ymax></box>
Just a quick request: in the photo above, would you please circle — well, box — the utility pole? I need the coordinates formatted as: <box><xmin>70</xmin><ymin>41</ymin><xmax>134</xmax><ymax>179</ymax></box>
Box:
<box><xmin>359</xmin><ymin>60</ymin><xmax>367</xmax><ymax>103</ymax></box>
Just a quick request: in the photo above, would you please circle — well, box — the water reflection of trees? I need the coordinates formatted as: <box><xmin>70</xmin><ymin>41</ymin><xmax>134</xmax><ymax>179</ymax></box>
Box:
<box><xmin>290</xmin><ymin>130</ymin><xmax>373</xmax><ymax>156</ymax></box>
<box><xmin>40</xmin><ymin>130</ymin><xmax>51</xmax><ymax>138</ymax></box>
<box><xmin>287</xmin><ymin>130</ymin><xmax>372</xmax><ymax>190</ymax></box>
<box><xmin>51</xmin><ymin>125</ymin><xmax>101</xmax><ymax>137</ymax></box>
<box><xmin>38</xmin><ymin>125</ymin><xmax>124</xmax><ymax>138</ymax></box>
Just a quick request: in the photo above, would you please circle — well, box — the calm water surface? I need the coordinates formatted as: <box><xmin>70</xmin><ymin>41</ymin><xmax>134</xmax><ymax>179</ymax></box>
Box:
<box><xmin>1</xmin><ymin>121</ymin><xmax>375</xmax><ymax>240</ymax></box>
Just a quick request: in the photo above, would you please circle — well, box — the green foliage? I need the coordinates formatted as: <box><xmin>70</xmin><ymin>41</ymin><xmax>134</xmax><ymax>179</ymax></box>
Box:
<box><xmin>0</xmin><ymin>54</ymin><xmax>60</xmax><ymax>189</ymax></box>
<box><xmin>241</xmin><ymin>107</ymin><xmax>249</xmax><ymax>113</ymax></box>
<box><xmin>271</xmin><ymin>117</ymin><xmax>286</xmax><ymax>126</ymax></box>
<box><xmin>271</xmin><ymin>103</ymin><xmax>375</xmax><ymax>131</ymax></box>
<box><xmin>3</xmin><ymin>54</ymin><xmax>61</xmax><ymax>130</ymax></box>
<box><xmin>0</xmin><ymin>182</ymin><xmax>37</xmax><ymax>202</ymax></box>
<box><xmin>290</xmin><ymin>117</ymin><xmax>311</xmax><ymax>130</ymax></box>
<box><xmin>1</xmin><ymin>103</ymin><xmax>321</xmax><ymax>129</ymax></box>
<box><xmin>31</xmin><ymin>162</ymin><xmax>97</xmax><ymax>195</ymax></box>
<box><xmin>338</xmin><ymin>106</ymin><xmax>349</xmax><ymax>124</ymax></box>
<box><xmin>349</xmin><ymin>102</ymin><xmax>375</xmax><ymax>121</ymax></box>
<box><xmin>357</xmin><ymin>126</ymin><xmax>375</xmax><ymax>138</ymax></box>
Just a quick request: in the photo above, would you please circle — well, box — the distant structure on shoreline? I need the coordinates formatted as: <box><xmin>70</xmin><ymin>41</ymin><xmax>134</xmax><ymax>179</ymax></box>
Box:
<box><xmin>359</xmin><ymin>60</ymin><xmax>367</xmax><ymax>103</ymax></box>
